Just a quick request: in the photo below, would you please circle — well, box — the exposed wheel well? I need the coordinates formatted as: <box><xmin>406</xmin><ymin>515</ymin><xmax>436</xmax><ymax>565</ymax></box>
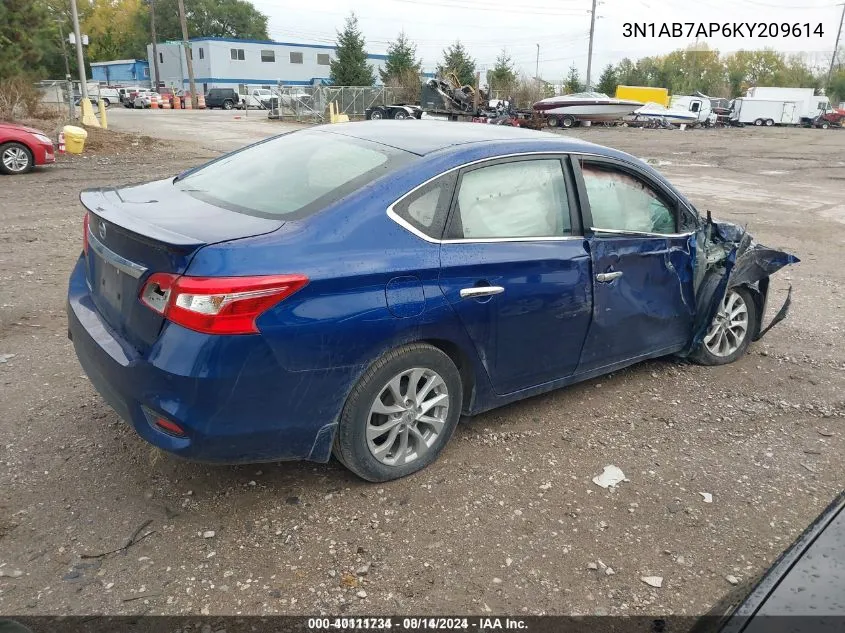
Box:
<box><xmin>421</xmin><ymin>338</ymin><xmax>476</xmax><ymax>414</ymax></box>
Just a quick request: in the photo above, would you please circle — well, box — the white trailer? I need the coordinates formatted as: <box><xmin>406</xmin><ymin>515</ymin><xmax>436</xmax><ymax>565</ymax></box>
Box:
<box><xmin>731</xmin><ymin>98</ymin><xmax>801</xmax><ymax>126</ymax></box>
<box><xmin>744</xmin><ymin>87</ymin><xmax>830</xmax><ymax>122</ymax></box>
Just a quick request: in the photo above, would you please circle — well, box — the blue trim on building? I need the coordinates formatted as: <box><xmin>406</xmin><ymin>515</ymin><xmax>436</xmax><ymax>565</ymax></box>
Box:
<box><xmin>162</xmin><ymin>37</ymin><xmax>387</xmax><ymax>60</ymax></box>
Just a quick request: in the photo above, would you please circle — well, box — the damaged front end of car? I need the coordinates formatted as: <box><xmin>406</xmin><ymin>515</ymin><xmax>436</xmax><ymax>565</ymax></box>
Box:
<box><xmin>680</xmin><ymin>213</ymin><xmax>799</xmax><ymax>357</ymax></box>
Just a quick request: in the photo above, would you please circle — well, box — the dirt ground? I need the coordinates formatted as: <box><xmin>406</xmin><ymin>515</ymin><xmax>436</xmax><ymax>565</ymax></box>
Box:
<box><xmin>0</xmin><ymin>120</ymin><xmax>843</xmax><ymax>618</ymax></box>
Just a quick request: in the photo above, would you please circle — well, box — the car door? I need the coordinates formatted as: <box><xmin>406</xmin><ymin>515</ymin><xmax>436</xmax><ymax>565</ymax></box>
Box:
<box><xmin>437</xmin><ymin>156</ymin><xmax>593</xmax><ymax>395</ymax></box>
<box><xmin>573</xmin><ymin>157</ymin><xmax>697</xmax><ymax>373</ymax></box>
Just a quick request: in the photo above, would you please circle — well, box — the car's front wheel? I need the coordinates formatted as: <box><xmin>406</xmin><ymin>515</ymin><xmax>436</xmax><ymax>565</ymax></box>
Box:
<box><xmin>333</xmin><ymin>343</ymin><xmax>463</xmax><ymax>482</ymax></box>
<box><xmin>0</xmin><ymin>142</ymin><xmax>33</xmax><ymax>175</ymax></box>
<box><xmin>691</xmin><ymin>286</ymin><xmax>757</xmax><ymax>366</ymax></box>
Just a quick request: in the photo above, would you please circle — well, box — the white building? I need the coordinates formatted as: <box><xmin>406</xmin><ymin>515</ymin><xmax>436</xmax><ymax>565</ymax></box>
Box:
<box><xmin>146</xmin><ymin>37</ymin><xmax>388</xmax><ymax>94</ymax></box>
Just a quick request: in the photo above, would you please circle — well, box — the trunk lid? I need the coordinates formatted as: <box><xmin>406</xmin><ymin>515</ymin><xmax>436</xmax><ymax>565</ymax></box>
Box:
<box><xmin>81</xmin><ymin>179</ymin><xmax>283</xmax><ymax>352</ymax></box>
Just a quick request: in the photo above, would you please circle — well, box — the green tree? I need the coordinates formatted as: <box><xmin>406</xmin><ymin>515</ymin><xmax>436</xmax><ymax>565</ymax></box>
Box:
<box><xmin>615</xmin><ymin>57</ymin><xmax>644</xmax><ymax>86</ymax></box>
<box><xmin>330</xmin><ymin>13</ymin><xmax>375</xmax><ymax>86</ymax></box>
<box><xmin>662</xmin><ymin>45</ymin><xmax>724</xmax><ymax>95</ymax></box>
<box><xmin>487</xmin><ymin>48</ymin><xmax>516</xmax><ymax>94</ymax></box>
<box><xmin>775</xmin><ymin>54</ymin><xmax>818</xmax><ymax>90</ymax></box>
<box><xmin>142</xmin><ymin>0</ymin><xmax>269</xmax><ymax>41</ymax></box>
<box><xmin>380</xmin><ymin>31</ymin><xmax>421</xmax><ymax>84</ymax></box>
<box><xmin>438</xmin><ymin>41</ymin><xmax>476</xmax><ymax>86</ymax></box>
<box><xmin>83</xmin><ymin>0</ymin><xmax>148</xmax><ymax>63</ymax></box>
<box><xmin>723</xmin><ymin>49</ymin><xmax>785</xmax><ymax>96</ymax></box>
<box><xmin>0</xmin><ymin>0</ymin><xmax>54</xmax><ymax>78</ymax></box>
<box><xmin>596</xmin><ymin>63</ymin><xmax>617</xmax><ymax>96</ymax></box>
<box><xmin>564</xmin><ymin>63</ymin><xmax>583</xmax><ymax>93</ymax></box>
<box><xmin>829</xmin><ymin>68</ymin><xmax>845</xmax><ymax>105</ymax></box>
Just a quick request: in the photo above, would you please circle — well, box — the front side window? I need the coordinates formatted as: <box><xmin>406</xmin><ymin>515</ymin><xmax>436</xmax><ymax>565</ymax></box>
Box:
<box><xmin>451</xmin><ymin>160</ymin><xmax>570</xmax><ymax>239</ymax></box>
<box><xmin>175</xmin><ymin>131</ymin><xmax>413</xmax><ymax>219</ymax></box>
<box><xmin>581</xmin><ymin>163</ymin><xmax>676</xmax><ymax>234</ymax></box>
<box><xmin>290</xmin><ymin>52</ymin><xmax>303</xmax><ymax>64</ymax></box>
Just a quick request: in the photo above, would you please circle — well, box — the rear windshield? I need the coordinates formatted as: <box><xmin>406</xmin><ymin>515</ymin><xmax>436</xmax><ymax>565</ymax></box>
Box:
<box><xmin>174</xmin><ymin>130</ymin><xmax>412</xmax><ymax>219</ymax></box>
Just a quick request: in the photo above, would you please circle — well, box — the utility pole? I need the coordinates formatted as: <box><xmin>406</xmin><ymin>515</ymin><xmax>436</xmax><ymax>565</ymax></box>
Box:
<box><xmin>177</xmin><ymin>0</ymin><xmax>198</xmax><ymax>107</ymax></box>
<box><xmin>827</xmin><ymin>3</ymin><xmax>845</xmax><ymax>90</ymax></box>
<box><xmin>150</xmin><ymin>0</ymin><xmax>162</xmax><ymax>90</ymax></box>
<box><xmin>56</xmin><ymin>19</ymin><xmax>75</xmax><ymax>120</ymax></box>
<box><xmin>586</xmin><ymin>0</ymin><xmax>597</xmax><ymax>90</ymax></box>
<box><xmin>535</xmin><ymin>43</ymin><xmax>540</xmax><ymax>79</ymax></box>
<box><xmin>69</xmin><ymin>0</ymin><xmax>89</xmax><ymax>102</ymax></box>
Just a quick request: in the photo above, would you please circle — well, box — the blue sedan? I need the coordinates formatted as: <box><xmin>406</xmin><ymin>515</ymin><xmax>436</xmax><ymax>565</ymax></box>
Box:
<box><xmin>67</xmin><ymin>121</ymin><xmax>797</xmax><ymax>481</ymax></box>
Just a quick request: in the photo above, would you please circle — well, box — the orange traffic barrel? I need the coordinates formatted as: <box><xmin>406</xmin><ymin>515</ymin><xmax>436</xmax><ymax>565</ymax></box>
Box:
<box><xmin>172</xmin><ymin>96</ymin><xmax>181</xmax><ymax>109</ymax></box>
<box><xmin>183</xmin><ymin>93</ymin><xmax>193</xmax><ymax>110</ymax></box>
<box><xmin>160</xmin><ymin>95</ymin><xmax>171</xmax><ymax>109</ymax></box>
<box><xmin>150</xmin><ymin>94</ymin><xmax>159</xmax><ymax>109</ymax></box>
<box><xmin>196</xmin><ymin>94</ymin><xmax>206</xmax><ymax>109</ymax></box>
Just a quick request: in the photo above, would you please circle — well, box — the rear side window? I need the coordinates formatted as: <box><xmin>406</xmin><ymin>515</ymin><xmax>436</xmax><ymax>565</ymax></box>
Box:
<box><xmin>175</xmin><ymin>131</ymin><xmax>413</xmax><ymax>219</ymax></box>
<box><xmin>581</xmin><ymin>163</ymin><xmax>676</xmax><ymax>234</ymax></box>
<box><xmin>449</xmin><ymin>159</ymin><xmax>571</xmax><ymax>239</ymax></box>
<box><xmin>391</xmin><ymin>174</ymin><xmax>456</xmax><ymax>239</ymax></box>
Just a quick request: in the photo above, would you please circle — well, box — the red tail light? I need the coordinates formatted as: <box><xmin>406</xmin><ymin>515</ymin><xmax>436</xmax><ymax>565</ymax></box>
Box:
<box><xmin>83</xmin><ymin>212</ymin><xmax>89</xmax><ymax>256</ymax></box>
<box><xmin>139</xmin><ymin>273</ymin><xmax>308</xmax><ymax>335</ymax></box>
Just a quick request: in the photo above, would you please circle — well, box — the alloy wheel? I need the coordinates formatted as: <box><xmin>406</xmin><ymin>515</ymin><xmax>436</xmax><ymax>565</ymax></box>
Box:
<box><xmin>2</xmin><ymin>146</ymin><xmax>30</xmax><ymax>173</ymax></box>
<box><xmin>366</xmin><ymin>368</ymin><xmax>449</xmax><ymax>467</ymax></box>
<box><xmin>703</xmin><ymin>289</ymin><xmax>749</xmax><ymax>357</ymax></box>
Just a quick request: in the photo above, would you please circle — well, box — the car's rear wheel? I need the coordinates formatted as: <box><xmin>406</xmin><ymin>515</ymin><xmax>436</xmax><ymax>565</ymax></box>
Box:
<box><xmin>691</xmin><ymin>286</ymin><xmax>757</xmax><ymax>366</ymax></box>
<box><xmin>333</xmin><ymin>343</ymin><xmax>462</xmax><ymax>482</ymax></box>
<box><xmin>369</xmin><ymin>109</ymin><xmax>384</xmax><ymax>120</ymax></box>
<box><xmin>0</xmin><ymin>142</ymin><xmax>33</xmax><ymax>175</ymax></box>
<box><xmin>393</xmin><ymin>110</ymin><xmax>409</xmax><ymax>120</ymax></box>
<box><xmin>223</xmin><ymin>99</ymin><xmax>234</xmax><ymax>110</ymax></box>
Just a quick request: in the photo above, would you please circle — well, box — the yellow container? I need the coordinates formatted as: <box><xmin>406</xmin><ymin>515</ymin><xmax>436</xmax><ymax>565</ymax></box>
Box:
<box><xmin>63</xmin><ymin>125</ymin><xmax>88</xmax><ymax>154</ymax></box>
<box><xmin>615</xmin><ymin>85</ymin><xmax>670</xmax><ymax>107</ymax></box>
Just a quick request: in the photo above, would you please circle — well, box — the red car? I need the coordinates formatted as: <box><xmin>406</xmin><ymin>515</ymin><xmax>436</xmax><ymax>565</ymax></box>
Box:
<box><xmin>0</xmin><ymin>121</ymin><xmax>55</xmax><ymax>175</ymax></box>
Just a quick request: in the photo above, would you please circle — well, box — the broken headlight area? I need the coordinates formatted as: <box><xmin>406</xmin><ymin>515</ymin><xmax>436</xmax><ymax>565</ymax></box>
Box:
<box><xmin>682</xmin><ymin>216</ymin><xmax>799</xmax><ymax>356</ymax></box>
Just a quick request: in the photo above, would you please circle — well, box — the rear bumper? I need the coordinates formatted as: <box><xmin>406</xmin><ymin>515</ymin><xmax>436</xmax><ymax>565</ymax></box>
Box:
<box><xmin>67</xmin><ymin>256</ymin><xmax>353</xmax><ymax>463</ymax></box>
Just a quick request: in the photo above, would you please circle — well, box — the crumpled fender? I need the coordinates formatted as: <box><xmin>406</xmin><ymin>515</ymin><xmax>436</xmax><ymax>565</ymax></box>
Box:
<box><xmin>682</xmin><ymin>218</ymin><xmax>799</xmax><ymax>355</ymax></box>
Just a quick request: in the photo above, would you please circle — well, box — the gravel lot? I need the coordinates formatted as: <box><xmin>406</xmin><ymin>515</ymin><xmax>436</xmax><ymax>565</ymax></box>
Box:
<box><xmin>0</xmin><ymin>116</ymin><xmax>843</xmax><ymax>617</ymax></box>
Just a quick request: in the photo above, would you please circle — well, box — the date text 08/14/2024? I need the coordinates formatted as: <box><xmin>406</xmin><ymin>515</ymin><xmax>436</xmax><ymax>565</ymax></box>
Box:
<box><xmin>307</xmin><ymin>617</ymin><xmax>528</xmax><ymax>630</ymax></box>
<box><xmin>623</xmin><ymin>22</ymin><xmax>824</xmax><ymax>38</ymax></box>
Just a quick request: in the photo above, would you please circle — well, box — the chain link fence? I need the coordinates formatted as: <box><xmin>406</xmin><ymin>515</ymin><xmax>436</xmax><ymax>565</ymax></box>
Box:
<box><xmin>270</xmin><ymin>85</ymin><xmax>403</xmax><ymax>122</ymax></box>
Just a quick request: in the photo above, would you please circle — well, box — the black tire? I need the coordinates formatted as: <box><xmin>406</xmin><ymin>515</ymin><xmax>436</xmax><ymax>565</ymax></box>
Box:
<box><xmin>753</xmin><ymin>118</ymin><xmax>764</xmax><ymax>126</ymax></box>
<box><xmin>222</xmin><ymin>99</ymin><xmax>234</xmax><ymax>110</ymax></box>
<box><xmin>820</xmin><ymin>121</ymin><xmax>830</xmax><ymax>129</ymax></box>
<box><xmin>765</xmin><ymin>118</ymin><xmax>774</xmax><ymax>127</ymax></box>
<box><xmin>561</xmin><ymin>114</ymin><xmax>576</xmax><ymax>128</ymax></box>
<box><xmin>0</xmin><ymin>142</ymin><xmax>34</xmax><ymax>175</ymax></box>
<box><xmin>546</xmin><ymin>116</ymin><xmax>560</xmax><ymax>128</ymax></box>
<box><xmin>690</xmin><ymin>286</ymin><xmax>758</xmax><ymax>366</ymax></box>
<box><xmin>333</xmin><ymin>343</ymin><xmax>463</xmax><ymax>482</ymax></box>
<box><xmin>393</xmin><ymin>110</ymin><xmax>409</xmax><ymax>120</ymax></box>
<box><xmin>369</xmin><ymin>109</ymin><xmax>384</xmax><ymax>120</ymax></box>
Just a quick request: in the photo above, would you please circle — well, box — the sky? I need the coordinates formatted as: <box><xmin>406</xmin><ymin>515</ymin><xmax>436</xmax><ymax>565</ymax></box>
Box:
<box><xmin>249</xmin><ymin>0</ymin><xmax>843</xmax><ymax>83</ymax></box>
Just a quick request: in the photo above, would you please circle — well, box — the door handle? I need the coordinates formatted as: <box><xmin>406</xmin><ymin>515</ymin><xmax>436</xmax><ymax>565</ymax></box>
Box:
<box><xmin>460</xmin><ymin>286</ymin><xmax>505</xmax><ymax>299</ymax></box>
<box><xmin>596</xmin><ymin>271</ymin><xmax>623</xmax><ymax>282</ymax></box>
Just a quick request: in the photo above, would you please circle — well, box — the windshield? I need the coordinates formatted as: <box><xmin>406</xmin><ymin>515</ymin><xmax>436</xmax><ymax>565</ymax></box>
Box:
<box><xmin>174</xmin><ymin>131</ymin><xmax>412</xmax><ymax>219</ymax></box>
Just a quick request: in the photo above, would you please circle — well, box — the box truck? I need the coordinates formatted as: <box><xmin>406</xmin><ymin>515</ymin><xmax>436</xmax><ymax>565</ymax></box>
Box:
<box><xmin>744</xmin><ymin>87</ymin><xmax>830</xmax><ymax>122</ymax></box>
<box><xmin>730</xmin><ymin>98</ymin><xmax>801</xmax><ymax>126</ymax></box>
<box><xmin>615</xmin><ymin>85</ymin><xmax>670</xmax><ymax>107</ymax></box>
